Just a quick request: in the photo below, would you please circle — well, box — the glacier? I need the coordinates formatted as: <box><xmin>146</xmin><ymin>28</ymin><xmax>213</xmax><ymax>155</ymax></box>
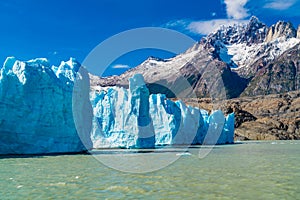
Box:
<box><xmin>0</xmin><ymin>57</ymin><xmax>234</xmax><ymax>154</ymax></box>
<box><xmin>91</xmin><ymin>74</ymin><xmax>234</xmax><ymax>148</ymax></box>
<box><xmin>0</xmin><ymin>57</ymin><xmax>92</xmax><ymax>154</ymax></box>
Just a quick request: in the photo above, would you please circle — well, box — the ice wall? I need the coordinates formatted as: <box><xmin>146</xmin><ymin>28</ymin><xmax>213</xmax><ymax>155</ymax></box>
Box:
<box><xmin>0</xmin><ymin>57</ymin><xmax>92</xmax><ymax>154</ymax></box>
<box><xmin>91</xmin><ymin>74</ymin><xmax>234</xmax><ymax>148</ymax></box>
<box><xmin>0</xmin><ymin>57</ymin><xmax>234</xmax><ymax>154</ymax></box>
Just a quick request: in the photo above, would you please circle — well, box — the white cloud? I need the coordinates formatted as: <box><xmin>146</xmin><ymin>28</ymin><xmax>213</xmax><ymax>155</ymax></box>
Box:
<box><xmin>188</xmin><ymin>19</ymin><xmax>248</xmax><ymax>35</ymax></box>
<box><xmin>264</xmin><ymin>0</ymin><xmax>296</xmax><ymax>10</ymax></box>
<box><xmin>162</xmin><ymin>19</ymin><xmax>192</xmax><ymax>33</ymax></box>
<box><xmin>111</xmin><ymin>64</ymin><xmax>130</xmax><ymax>69</ymax></box>
<box><xmin>164</xmin><ymin>19</ymin><xmax>190</xmax><ymax>28</ymax></box>
<box><xmin>224</xmin><ymin>0</ymin><xmax>250</xmax><ymax>19</ymax></box>
<box><xmin>163</xmin><ymin>0</ymin><xmax>251</xmax><ymax>36</ymax></box>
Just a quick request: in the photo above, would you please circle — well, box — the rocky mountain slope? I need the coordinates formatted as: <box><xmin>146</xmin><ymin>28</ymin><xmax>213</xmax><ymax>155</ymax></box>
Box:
<box><xmin>91</xmin><ymin>16</ymin><xmax>300</xmax><ymax>100</ymax></box>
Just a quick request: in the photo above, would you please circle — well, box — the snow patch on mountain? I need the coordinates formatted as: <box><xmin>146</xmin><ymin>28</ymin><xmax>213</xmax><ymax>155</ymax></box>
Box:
<box><xmin>218</xmin><ymin>37</ymin><xmax>300</xmax><ymax>69</ymax></box>
<box><xmin>120</xmin><ymin>49</ymin><xmax>201</xmax><ymax>83</ymax></box>
<box><xmin>204</xmin><ymin>16</ymin><xmax>300</xmax><ymax>71</ymax></box>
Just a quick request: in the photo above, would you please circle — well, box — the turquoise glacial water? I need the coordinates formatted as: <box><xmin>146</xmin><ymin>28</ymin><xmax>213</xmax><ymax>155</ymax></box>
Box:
<box><xmin>0</xmin><ymin>141</ymin><xmax>300</xmax><ymax>199</ymax></box>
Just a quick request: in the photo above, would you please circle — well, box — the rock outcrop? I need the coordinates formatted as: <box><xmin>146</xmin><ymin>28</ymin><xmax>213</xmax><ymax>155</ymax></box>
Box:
<box><xmin>182</xmin><ymin>90</ymin><xmax>300</xmax><ymax>140</ymax></box>
<box><xmin>265</xmin><ymin>21</ymin><xmax>296</xmax><ymax>43</ymax></box>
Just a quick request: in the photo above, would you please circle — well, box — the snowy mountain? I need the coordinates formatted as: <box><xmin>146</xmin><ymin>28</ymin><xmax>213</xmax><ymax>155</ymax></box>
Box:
<box><xmin>92</xmin><ymin>16</ymin><xmax>300</xmax><ymax>99</ymax></box>
<box><xmin>91</xmin><ymin>36</ymin><xmax>247</xmax><ymax>99</ymax></box>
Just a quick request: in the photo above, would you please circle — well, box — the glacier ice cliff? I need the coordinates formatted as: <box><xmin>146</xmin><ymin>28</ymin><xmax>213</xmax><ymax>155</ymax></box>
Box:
<box><xmin>91</xmin><ymin>74</ymin><xmax>234</xmax><ymax>148</ymax></box>
<box><xmin>0</xmin><ymin>57</ymin><xmax>234</xmax><ymax>154</ymax></box>
<box><xmin>0</xmin><ymin>57</ymin><xmax>92</xmax><ymax>154</ymax></box>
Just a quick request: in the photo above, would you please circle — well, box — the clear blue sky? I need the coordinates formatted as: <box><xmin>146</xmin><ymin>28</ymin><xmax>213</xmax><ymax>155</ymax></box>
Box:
<box><xmin>1</xmin><ymin>0</ymin><xmax>300</xmax><ymax>76</ymax></box>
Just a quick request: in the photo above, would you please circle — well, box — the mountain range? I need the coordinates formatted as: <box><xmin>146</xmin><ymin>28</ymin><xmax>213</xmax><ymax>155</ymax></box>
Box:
<box><xmin>91</xmin><ymin>16</ymin><xmax>300</xmax><ymax>140</ymax></box>
<box><xmin>91</xmin><ymin>16</ymin><xmax>300</xmax><ymax>100</ymax></box>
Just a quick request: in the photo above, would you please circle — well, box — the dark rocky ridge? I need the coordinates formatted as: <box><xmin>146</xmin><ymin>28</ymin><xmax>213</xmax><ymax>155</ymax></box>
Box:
<box><xmin>241</xmin><ymin>43</ymin><xmax>300</xmax><ymax>96</ymax></box>
<box><xmin>265</xmin><ymin>21</ymin><xmax>296</xmax><ymax>42</ymax></box>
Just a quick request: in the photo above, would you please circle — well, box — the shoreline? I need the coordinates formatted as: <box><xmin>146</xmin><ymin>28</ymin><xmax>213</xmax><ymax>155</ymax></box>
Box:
<box><xmin>1</xmin><ymin>140</ymin><xmax>299</xmax><ymax>157</ymax></box>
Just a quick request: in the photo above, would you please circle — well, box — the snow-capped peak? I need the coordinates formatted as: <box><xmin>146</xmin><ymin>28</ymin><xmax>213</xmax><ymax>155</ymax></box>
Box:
<box><xmin>203</xmin><ymin>16</ymin><xmax>300</xmax><ymax>71</ymax></box>
<box><xmin>204</xmin><ymin>16</ymin><xmax>267</xmax><ymax>46</ymax></box>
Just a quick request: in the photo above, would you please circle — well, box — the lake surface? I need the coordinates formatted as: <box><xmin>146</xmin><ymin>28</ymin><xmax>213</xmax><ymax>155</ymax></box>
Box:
<box><xmin>0</xmin><ymin>141</ymin><xmax>299</xmax><ymax>199</ymax></box>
